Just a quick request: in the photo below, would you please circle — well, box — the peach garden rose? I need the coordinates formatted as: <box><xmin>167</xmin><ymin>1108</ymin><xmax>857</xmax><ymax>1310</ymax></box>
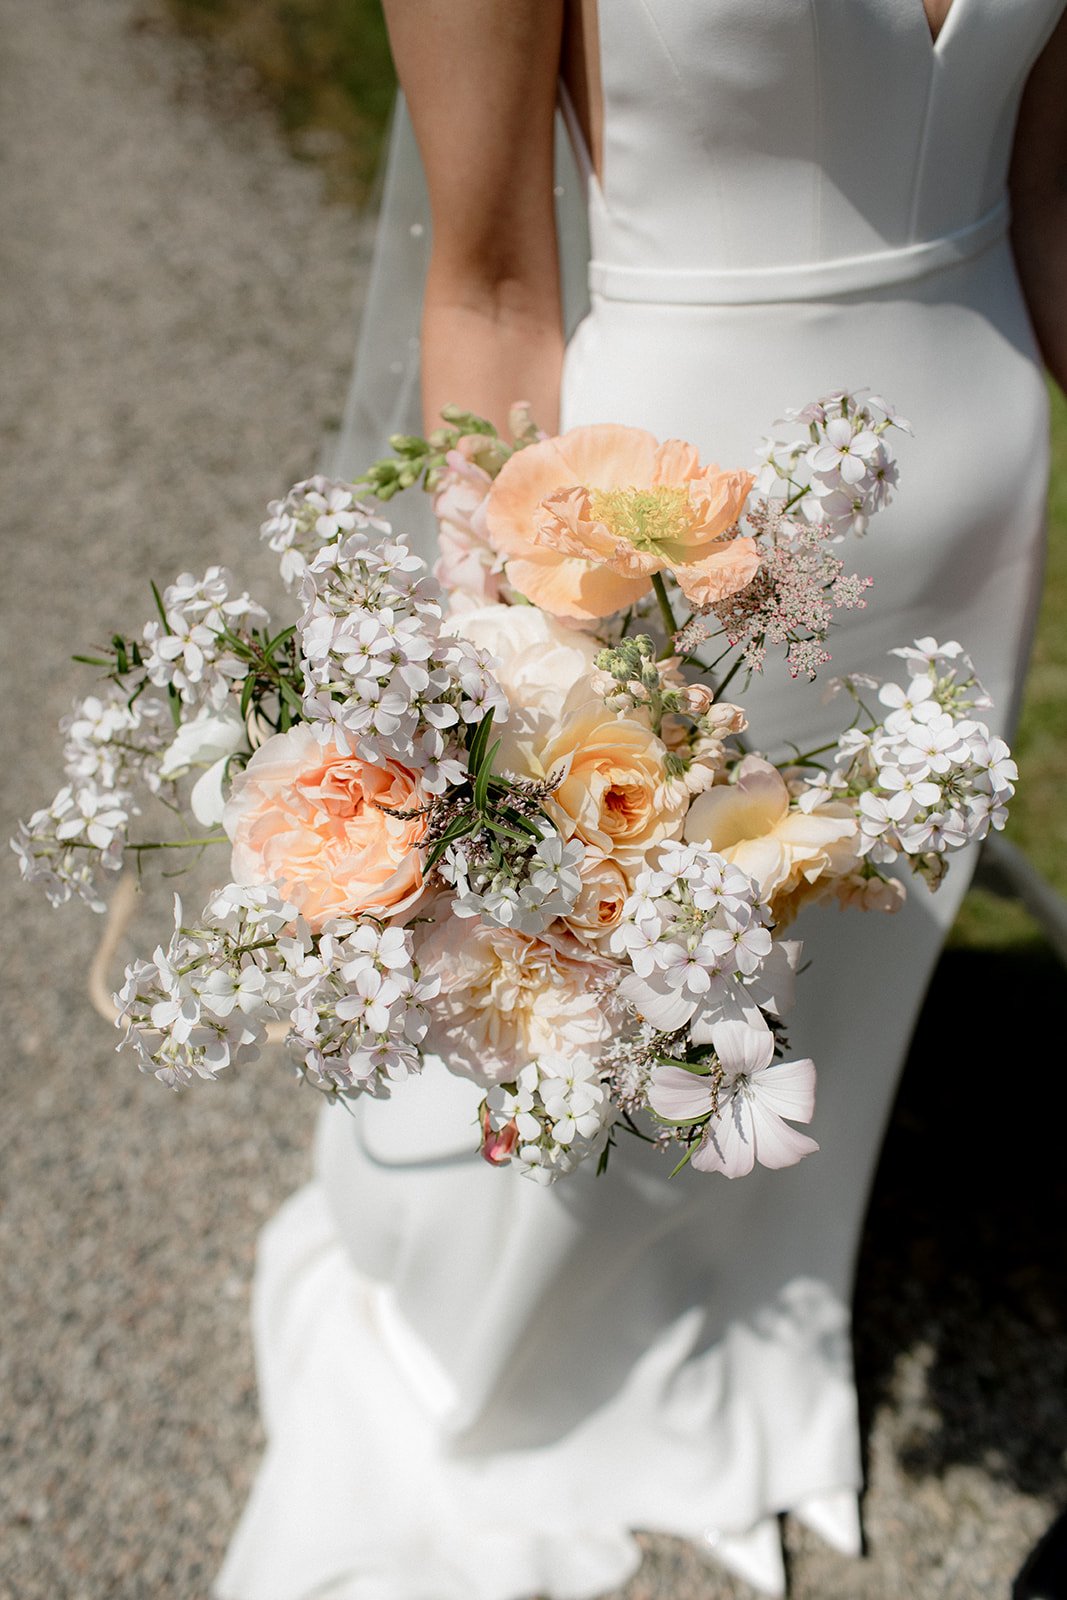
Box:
<box><xmin>222</xmin><ymin>724</ymin><xmax>429</xmax><ymax>930</ymax></box>
<box><xmin>484</xmin><ymin>424</ymin><xmax>759</xmax><ymax>622</ymax></box>
<box><xmin>535</xmin><ymin>684</ymin><xmax>690</xmax><ymax>879</ymax></box>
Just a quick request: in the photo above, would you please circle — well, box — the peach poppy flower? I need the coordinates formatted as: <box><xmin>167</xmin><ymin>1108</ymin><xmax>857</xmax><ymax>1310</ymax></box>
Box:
<box><xmin>484</xmin><ymin>425</ymin><xmax>759</xmax><ymax>622</ymax></box>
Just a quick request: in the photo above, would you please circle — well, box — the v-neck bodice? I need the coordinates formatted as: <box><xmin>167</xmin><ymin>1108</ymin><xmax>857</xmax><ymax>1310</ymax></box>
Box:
<box><xmin>577</xmin><ymin>0</ymin><xmax>1063</xmax><ymax>290</ymax></box>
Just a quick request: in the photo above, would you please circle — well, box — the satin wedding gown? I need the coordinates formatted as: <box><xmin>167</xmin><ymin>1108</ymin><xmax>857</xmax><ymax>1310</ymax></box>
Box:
<box><xmin>216</xmin><ymin>3</ymin><xmax>1059</xmax><ymax>1596</ymax></box>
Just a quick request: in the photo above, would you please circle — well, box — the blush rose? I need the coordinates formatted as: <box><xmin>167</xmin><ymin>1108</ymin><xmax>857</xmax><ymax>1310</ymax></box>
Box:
<box><xmin>222</xmin><ymin>724</ymin><xmax>429</xmax><ymax>930</ymax></box>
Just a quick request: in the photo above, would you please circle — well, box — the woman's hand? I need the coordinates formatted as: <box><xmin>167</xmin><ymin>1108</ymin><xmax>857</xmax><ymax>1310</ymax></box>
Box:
<box><xmin>382</xmin><ymin>0</ymin><xmax>566</xmax><ymax>437</ymax></box>
<box><xmin>1010</xmin><ymin>11</ymin><xmax>1067</xmax><ymax>393</ymax></box>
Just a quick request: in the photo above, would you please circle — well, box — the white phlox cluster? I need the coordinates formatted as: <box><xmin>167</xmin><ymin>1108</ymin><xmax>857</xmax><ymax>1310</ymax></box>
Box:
<box><xmin>611</xmin><ymin>842</ymin><xmax>786</xmax><ymax>1040</ymax></box>
<box><xmin>12</xmin><ymin>687</ymin><xmax>171</xmax><ymax>911</ymax></box>
<box><xmin>261</xmin><ymin>477</ymin><xmax>392</xmax><ymax>589</ymax></box>
<box><xmin>281</xmin><ymin>919</ymin><xmax>439</xmax><ymax>1095</ymax></box>
<box><xmin>816</xmin><ymin>639</ymin><xmax>1016</xmax><ymax>883</ymax></box>
<box><xmin>439</xmin><ymin>826</ymin><xmax>585</xmax><ymax>936</ymax></box>
<box><xmin>482</xmin><ymin>1051</ymin><xmax>616</xmax><ymax>1183</ymax></box>
<box><xmin>142</xmin><ymin>566</ymin><xmax>269</xmax><ymax>710</ymax></box>
<box><xmin>296</xmin><ymin>525</ymin><xmax>507</xmax><ymax>793</ymax></box>
<box><xmin>756</xmin><ymin>390</ymin><xmax>908</xmax><ymax>539</ymax></box>
<box><xmin>115</xmin><ymin>886</ymin><xmax>295</xmax><ymax>1089</ymax></box>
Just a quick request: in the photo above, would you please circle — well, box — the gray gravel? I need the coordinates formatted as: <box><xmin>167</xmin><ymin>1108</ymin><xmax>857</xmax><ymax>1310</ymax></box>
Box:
<box><xmin>2</xmin><ymin>4</ymin><xmax>1065</xmax><ymax>1598</ymax></box>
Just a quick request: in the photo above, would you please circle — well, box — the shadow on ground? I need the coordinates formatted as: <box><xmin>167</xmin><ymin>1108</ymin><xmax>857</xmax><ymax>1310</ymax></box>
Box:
<box><xmin>855</xmin><ymin>939</ymin><xmax>1067</xmax><ymax>1505</ymax></box>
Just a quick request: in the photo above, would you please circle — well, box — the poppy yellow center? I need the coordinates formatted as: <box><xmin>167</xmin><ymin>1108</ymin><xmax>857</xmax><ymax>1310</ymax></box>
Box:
<box><xmin>588</xmin><ymin>485</ymin><xmax>692</xmax><ymax>551</ymax></box>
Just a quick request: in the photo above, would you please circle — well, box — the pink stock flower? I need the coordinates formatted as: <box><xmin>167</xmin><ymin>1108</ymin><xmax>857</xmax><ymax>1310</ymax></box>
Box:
<box><xmin>432</xmin><ymin>439</ymin><xmax>507</xmax><ymax>607</ymax></box>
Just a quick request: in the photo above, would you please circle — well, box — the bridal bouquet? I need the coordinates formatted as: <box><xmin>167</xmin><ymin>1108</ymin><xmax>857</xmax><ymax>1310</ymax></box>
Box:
<box><xmin>14</xmin><ymin>393</ymin><xmax>1016</xmax><ymax>1183</ymax></box>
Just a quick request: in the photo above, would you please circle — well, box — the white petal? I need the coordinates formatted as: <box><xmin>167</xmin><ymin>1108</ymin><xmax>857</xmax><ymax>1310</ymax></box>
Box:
<box><xmin>647</xmin><ymin>1064</ymin><xmax>715</xmax><ymax>1123</ymax></box>
<box><xmin>750</xmin><ymin>1057</ymin><xmax>817</xmax><ymax>1125</ymax></box>
<box><xmin>692</xmin><ymin>1097</ymin><xmax>755</xmax><ymax>1179</ymax></box>
<box><xmin>618</xmin><ymin>971</ymin><xmax>696</xmax><ymax>1032</ymax></box>
<box><xmin>747</xmin><ymin>1095</ymin><xmax>820</xmax><ymax>1170</ymax></box>
<box><xmin>710</xmin><ymin>1017</ymin><xmax>775</xmax><ymax>1078</ymax></box>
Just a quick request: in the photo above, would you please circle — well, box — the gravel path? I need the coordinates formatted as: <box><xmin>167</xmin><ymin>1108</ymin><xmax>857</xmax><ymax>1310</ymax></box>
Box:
<box><xmin>2</xmin><ymin>4</ymin><xmax>1065</xmax><ymax>1598</ymax></box>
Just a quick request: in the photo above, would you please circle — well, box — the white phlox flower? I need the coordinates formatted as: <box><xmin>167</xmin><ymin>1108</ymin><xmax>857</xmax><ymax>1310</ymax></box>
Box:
<box><xmin>261</xmin><ymin>477</ymin><xmax>392</xmax><ymax>589</ymax></box>
<box><xmin>294</xmin><ymin>526</ymin><xmax>506</xmax><ymax>792</ymax></box>
<box><xmin>827</xmin><ymin>641</ymin><xmax>1015</xmax><ymax>877</ymax></box>
<box><xmin>440</xmin><ymin>825</ymin><xmax>584</xmax><ymax>936</ymax></box>
<box><xmin>281</xmin><ymin>917</ymin><xmax>438</xmax><ymax>1097</ymax></box>
<box><xmin>481</xmin><ymin>1050</ymin><xmax>615</xmax><ymax>1184</ymax></box>
<box><xmin>12</xmin><ymin>686</ymin><xmax>172</xmax><ymax>911</ymax></box>
<box><xmin>142</xmin><ymin>566</ymin><xmax>269</xmax><ymax>711</ymax></box>
<box><xmin>115</xmin><ymin>890</ymin><xmax>296</xmax><ymax>1089</ymax></box>
<box><xmin>611</xmin><ymin>844</ymin><xmax>781</xmax><ymax>1039</ymax></box>
<box><xmin>760</xmin><ymin>391</ymin><xmax>906</xmax><ymax>540</ymax></box>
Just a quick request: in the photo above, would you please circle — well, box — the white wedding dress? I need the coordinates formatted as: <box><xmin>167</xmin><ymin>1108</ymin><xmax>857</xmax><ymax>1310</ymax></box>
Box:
<box><xmin>216</xmin><ymin>3</ymin><xmax>1060</xmax><ymax>1596</ymax></box>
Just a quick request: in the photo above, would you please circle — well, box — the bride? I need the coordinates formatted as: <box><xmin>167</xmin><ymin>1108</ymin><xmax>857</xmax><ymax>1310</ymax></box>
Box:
<box><xmin>217</xmin><ymin>3</ymin><xmax>1067</xmax><ymax>1597</ymax></box>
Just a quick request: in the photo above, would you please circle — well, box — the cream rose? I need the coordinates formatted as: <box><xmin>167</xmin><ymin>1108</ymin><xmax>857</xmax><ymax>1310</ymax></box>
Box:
<box><xmin>683</xmin><ymin>755</ymin><xmax>861</xmax><ymax>925</ymax></box>
<box><xmin>562</xmin><ymin>851</ymin><xmax>630</xmax><ymax>943</ymax></box>
<box><xmin>535</xmin><ymin>685</ymin><xmax>688</xmax><ymax>878</ymax></box>
<box><xmin>449</xmin><ymin>603</ymin><xmax>602</xmax><ymax>751</ymax></box>
<box><xmin>418</xmin><ymin>914</ymin><xmax>611</xmax><ymax>1086</ymax></box>
<box><xmin>222</xmin><ymin>725</ymin><xmax>428</xmax><ymax>930</ymax></box>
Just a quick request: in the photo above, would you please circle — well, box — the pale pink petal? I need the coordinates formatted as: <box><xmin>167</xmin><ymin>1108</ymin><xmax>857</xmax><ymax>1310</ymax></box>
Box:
<box><xmin>750</xmin><ymin>1057</ymin><xmax>817</xmax><ymax>1124</ymax></box>
<box><xmin>647</xmin><ymin>1063</ymin><xmax>715</xmax><ymax>1123</ymax></box>
<box><xmin>710</xmin><ymin>1017</ymin><xmax>776</xmax><ymax>1078</ymax></box>
<box><xmin>746</xmin><ymin>1095</ymin><xmax>820</xmax><ymax>1169</ymax></box>
<box><xmin>692</xmin><ymin>1097</ymin><xmax>755</xmax><ymax>1178</ymax></box>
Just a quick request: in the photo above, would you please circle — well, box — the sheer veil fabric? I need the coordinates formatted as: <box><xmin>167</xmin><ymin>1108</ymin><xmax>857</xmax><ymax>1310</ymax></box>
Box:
<box><xmin>218</xmin><ymin>3</ymin><xmax>1061</xmax><ymax>1596</ymax></box>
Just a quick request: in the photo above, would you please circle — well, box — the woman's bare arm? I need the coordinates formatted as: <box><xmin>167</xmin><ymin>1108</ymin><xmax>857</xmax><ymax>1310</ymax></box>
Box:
<box><xmin>381</xmin><ymin>0</ymin><xmax>565</xmax><ymax>436</ymax></box>
<box><xmin>1010</xmin><ymin>12</ymin><xmax>1067</xmax><ymax>393</ymax></box>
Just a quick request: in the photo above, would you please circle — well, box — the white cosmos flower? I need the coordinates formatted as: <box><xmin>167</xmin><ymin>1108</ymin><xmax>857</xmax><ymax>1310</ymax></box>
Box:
<box><xmin>648</xmin><ymin>1020</ymin><xmax>817</xmax><ymax>1179</ymax></box>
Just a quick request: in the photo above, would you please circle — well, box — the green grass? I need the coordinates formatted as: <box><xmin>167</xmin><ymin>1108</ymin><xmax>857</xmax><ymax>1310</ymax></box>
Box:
<box><xmin>164</xmin><ymin>0</ymin><xmax>395</xmax><ymax>203</ymax></box>
<box><xmin>164</xmin><ymin>0</ymin><xmax>1067</xmax><ymax>952</ymax></box>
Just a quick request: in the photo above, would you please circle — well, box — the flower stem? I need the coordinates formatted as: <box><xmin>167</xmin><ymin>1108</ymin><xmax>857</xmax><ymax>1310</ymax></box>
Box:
<box><xmin>128</xmin><ymin>837</ymin><xmax>227</xmax><ymax>852</ymax></box>
<box><xmin>650</xmin><ymin>572</ymin><xmax>678</xmax><ymax>646</ymax></box>
<box><xmin>714</xmin><ymin>650</ymin><xmax>746</xmax><ymax>698</ymax></box>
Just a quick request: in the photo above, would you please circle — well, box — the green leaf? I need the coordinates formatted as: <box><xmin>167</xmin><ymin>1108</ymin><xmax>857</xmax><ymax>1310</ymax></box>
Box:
<box><xmin>72</xmin><ymin>654</ymin><xmax>112</xmax><ymax>667</ymax></box>
<box><xmin>483</xmin><ymin>817</ymin><xmax>531</xmax><ymax>848</ymax></box>
<box><xmin>263</xmin><ymin>624</ymin><xmax>296</xmax><ymax>659</ymax></box>
<box><xmin>240</xmin><ymin>672</ymin><xmax>256</xmax><ymax>721</ymax></box>
<box><xmin>473</xmin><ymin>739</ymin><xmax>501</xmax><ymax>812</ymax></box>
<box><xmin>465</xmin><ymin>708</ymin><xmax>495</xmax><ymax>775</ymax></box>
<box><xmin>495</xmin><ymin>806</ymin><xmax>541</xmax><ymax>837</ymax></box>
<box><xmin>278</xmin><ymin>676</ymin><xmax>304</xmax><ymax>713</ymax></box>
<box><xmin>669</xmin><ymin>1143</ymin><xmax>697</xmax><ymax>1179</ymax></box>
<box><xmin>149</xmin><ymin>581</ymin><xmax>171</xmax><ymax>632</ymax></box>
<box><xmin>425</xmin><ymin>813</ymin><xmax>478</xmax><ymax>868</ymax></box>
